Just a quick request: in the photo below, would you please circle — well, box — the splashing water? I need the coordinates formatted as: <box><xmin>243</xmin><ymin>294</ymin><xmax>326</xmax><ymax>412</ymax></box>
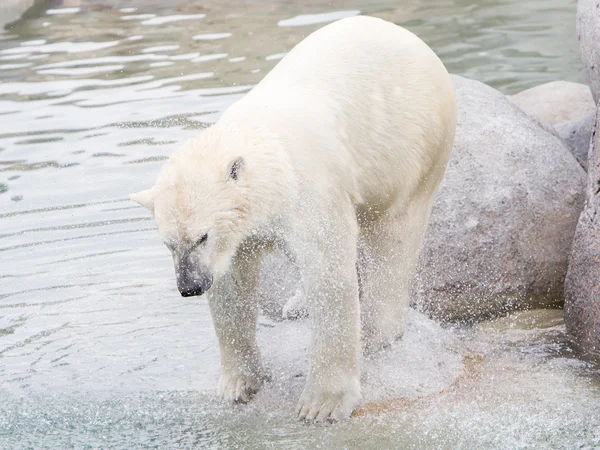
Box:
<box><xmin>1</xmin><ymin>0</ymin><xmax>597</xmax><ymax>448</ymax></box>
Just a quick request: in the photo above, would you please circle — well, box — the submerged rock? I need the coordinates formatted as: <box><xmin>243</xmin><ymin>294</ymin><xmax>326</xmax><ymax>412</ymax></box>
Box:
<box><xmin>564</xmin><ymin>109</ymin><xmax>600</xmax><ymax>360</ymax></box>
<box><xmin>509</xmin><ymin>81</ymin><xmax>596</xmax><ymax>127</ymax></box>
<box><xmin>578</xmin><ymin>0</ymin><xmax>600</xmax><ymax>103</ymax></box>
<box><xmin>414</xmin><ymin>76</ymin><xmax>586</xmax><ymax>322</ymax></box>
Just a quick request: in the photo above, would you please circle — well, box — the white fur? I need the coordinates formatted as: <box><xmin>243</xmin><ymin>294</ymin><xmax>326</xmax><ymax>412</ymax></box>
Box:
<box><xmin>131</xmin><ymin>16</ymin><xmax>456</xmax><ymax>422</ymax></box>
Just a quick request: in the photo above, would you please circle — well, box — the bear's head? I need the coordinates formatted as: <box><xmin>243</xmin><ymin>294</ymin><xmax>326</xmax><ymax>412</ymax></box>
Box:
<box><xmin>130</xmin><ymin>130</ymin><xmax>255</xmax><ymax>298</ymax></box>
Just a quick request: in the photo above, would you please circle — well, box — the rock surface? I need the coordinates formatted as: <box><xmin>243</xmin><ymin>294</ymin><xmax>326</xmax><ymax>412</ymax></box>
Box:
<box><xmin>413</xmin><ymin>76</ymin><xmax>586</xmax><ymax>322</ymax></box>
<box><xmin>564</xmin><ymin>109</ymin><xmax>600</xmax><ymax>360</ymax></box>
<box><xmin>555</xmin><ymin>113</ymin><xmax>595</xmax><ymax>171</ymax></box>
<box><xmin>509</xmin><ymin>81</ymin><xmax>596</xmax><ymax>127</ymax></box>
<box><xmin>578</xmin><ymin>0</ymin><xmax>600</xmax><ymax>103</ymax></box>
<box><xmin>0</xmin><ymin>0</ymin><xmax>34</xmax><ymax>28</ymax></box>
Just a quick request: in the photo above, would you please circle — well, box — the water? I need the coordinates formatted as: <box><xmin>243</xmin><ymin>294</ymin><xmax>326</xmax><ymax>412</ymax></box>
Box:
<box><xmin>0</xmin><ymin>0</ymin><xmax>598</xmax><ymax>448</ymax></box>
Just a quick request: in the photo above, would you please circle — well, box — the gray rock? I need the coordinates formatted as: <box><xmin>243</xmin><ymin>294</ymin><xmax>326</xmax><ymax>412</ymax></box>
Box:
<box><xmin>564</xmin><ymin>109</ymin><xmax>600</xmax><ymax>360</ymax></box>
<box><xmin>0</xmin><ymin>0</ymin><xmax>34</xmax><ymax>28</ymax></box>
<box><xmin>555</xmin><ymin>113</ymin><xmax>595</xmax><ymax>171</ymax></box>
<box><xmin>509</xmin><ymin>81</ymin><xmax>595</xmax><ymax>171</ymax></box>
<box><xmin>509</xmin><ymin>81</ymin><xmax>595</xmax><ymax>127</ymax></box>
<box><xmin>413</xmin><ymin>76</ymin><xmax>587</xmax><ymax>323</ymax></box>
<box><xmin>578</xmin><ymin>0</ymin><xmax>600</xmax><ymax>104</ymax></box>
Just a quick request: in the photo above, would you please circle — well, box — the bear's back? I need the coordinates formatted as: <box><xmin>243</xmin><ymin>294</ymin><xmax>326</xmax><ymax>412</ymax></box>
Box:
<box><xmin>222</xmin><ymin>16</ymin><xmax>456</xmax><ymax>211</ymax></box>
<box><xmin>252</xmin><ymin>16</ymin><xmax>448</xmax><ymax>105</ymax></box>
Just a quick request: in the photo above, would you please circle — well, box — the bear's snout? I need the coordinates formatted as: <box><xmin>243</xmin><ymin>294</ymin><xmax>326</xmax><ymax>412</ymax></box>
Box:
<box><xmin>175</xmin><ymin>255</ymin><xmax>213</xmax><ymax>297</ymax></box>
<box><xmin>179</xmin><ymin>282</ymin><xmax>212</xmax><ymax>297</ymax></box>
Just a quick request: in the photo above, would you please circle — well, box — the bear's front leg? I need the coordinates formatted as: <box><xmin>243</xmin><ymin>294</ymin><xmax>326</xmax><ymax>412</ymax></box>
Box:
<box><xmin>295</xmin><ymin>208</ymin><xmax>362</xmax><ymax>421</ymax></box>
<box><xmin>208</xmin><ymin>250</ymin><xmax>266</xmax><ymax>403</ymax></box>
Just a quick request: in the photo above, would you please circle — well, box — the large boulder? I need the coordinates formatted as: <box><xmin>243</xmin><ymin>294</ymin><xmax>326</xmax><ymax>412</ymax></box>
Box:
<box><xmin>510</xmin><ymin>81</ymin><xmax>595</xmax><ymax>171</ymax></box>
<box><xmin>578</xmin><ymin>0</ymin><xmax>600</xmax><ymax>104</ymax></box>
<box><xmin>564</xmin><ymin>109</ymin><xmax>600</xmax><ymax>360</ymax></box>
<box><xmin>413</xmin><ymin>76</ymin><xmax>586</xmax><ymax>322</ymax></box>
<box><xmin>509</xmin><ymin>81</ymin><xmax>596</xmax><ymax>127</ymax></box>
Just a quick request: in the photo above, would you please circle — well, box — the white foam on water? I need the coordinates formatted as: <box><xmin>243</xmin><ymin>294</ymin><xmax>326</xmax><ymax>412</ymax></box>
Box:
<box><xmin>141</xmin><ymin>45</ymin><xmax>180</xmax><ymax>54</ymax></box>
<box><xmin>36</xmin><ymin>54</ymin><xmax>168</xmax><ymax>69</ymax></box>
<box><xmin>20</xmin><ymin>40</ymin><xmax>46</xmax><ymax>46</ymax></box>
<box><xmin>0</xmin><ymin>53</ymin><xmax>26</xmax><ymax>60</ymax></box>
<box><xmin>149</xmin><ymin>62</ymin><xmax>175</xmax><ymax>68</ymax></box>
<box><xmin>248</xmin><ymin>309</ymin><xmax>466</xmax><ymax>415</ymax></box>
<box><xmin>0</xmin><ymin>75</ymin><xmax>153</xmax><ymax>96</ymax></box>
<box><xmin>141</xmin><ymin>14</ymin><xmax>206</xmax><ymax>26</ymax></box>
<box><xmin>37</xmin><ymin>65</ymin><xmax>124</xmax><ymax>76</ymax></box>
<box><xmin>170</xmin><ymin>52</ymin><xmax>200</xmax><ymax>61</ymax></box>
<box><xmin>0</xmin><ymin>63</ymin><xmax>32</xmax><ymax>70</ymax></box>
<box><xmin>265</xmin><ymin>52</ymin><xmax>287</xmax><ymax>61</ymax></box>
<box><xmin>191</xmin><ymin>53</ymin><xmax>228</xmax><ymax>63</ymax></box>
<box><xmin>121</xmin><ymin>14</ymin><xmax>156</xmax><ymax>21</ymax></box>
<box><xmin>1</xmin><ymin>41</ymin><xmax>119</xmax><ymax>55</ymax></box>
<box><xmin>46</xmin><ymin>7</ymin><xmax>81</xmax><ymax>15</ymax></box>
<box><xmin>192</xmin><ymin>33</ymin><xmax>232</xmax><ymax>41</ymax></box>
<box><xmin>277</xmin><ymin>10</ymin><xmax>360</xmax><ymax>27</ymax></box>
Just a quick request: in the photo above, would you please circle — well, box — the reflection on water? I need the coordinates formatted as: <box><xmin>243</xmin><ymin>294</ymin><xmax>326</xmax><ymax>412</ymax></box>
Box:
<box><xmin>0</xmin><ymin>0</ymin><xmax>597</xmax><ymax>448</ymax></box>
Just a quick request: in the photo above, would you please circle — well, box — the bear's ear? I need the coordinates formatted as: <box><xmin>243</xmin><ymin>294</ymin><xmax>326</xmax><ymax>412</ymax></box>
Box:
<box><xmin>227</xmin><ymin>157</ymin><xmax>245</xmax><ymax>182</ymax></box>
<box><xmin>130</xmin><ymin>188</ymin><xmax>156</xmax><ymax>212</ymax></box>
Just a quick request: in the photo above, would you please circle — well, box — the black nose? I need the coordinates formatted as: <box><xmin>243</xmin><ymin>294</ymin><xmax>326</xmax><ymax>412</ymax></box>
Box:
<box><xmin>177</xmin><ymin>272</ymin><xmax>213</xmax><ymax>297</ymax></box>
<box><xmin>180</xmin><ymin>286</ymin><xmax>207</xmax><ymax>297</ymax></box>
<box><xmin>175</xmin><ymin>254</ymin><xmax>213</xmax><ymax>298</ymax></box>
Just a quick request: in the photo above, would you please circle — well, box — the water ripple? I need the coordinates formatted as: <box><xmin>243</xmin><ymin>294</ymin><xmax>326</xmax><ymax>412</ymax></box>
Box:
<box><xmin>0</xmin><ymin>0</ymin><xmax>595</xmax><ymax>447</ymax></box>
<box><xmin>0</xmin><ymin>217</ymin><xmax>152</xmax><ymax>239</ymax></box>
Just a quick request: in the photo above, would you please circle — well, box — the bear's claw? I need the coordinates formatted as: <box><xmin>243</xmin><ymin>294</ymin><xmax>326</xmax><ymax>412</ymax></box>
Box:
<box><xmin>219</xmin><ymin>372</ymin><xmax>263</xmax><ymax>403</ymax></box>
<box><xmin>296</xmin><ymin>378</ymin><xmax>361</xmax><ymax>422</ymax></box>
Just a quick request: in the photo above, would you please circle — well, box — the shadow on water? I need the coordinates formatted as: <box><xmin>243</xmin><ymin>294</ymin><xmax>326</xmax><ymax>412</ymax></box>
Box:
<box><xmin>0</xmin><ymin>0</ymin><xmax>598</xmax><ymax>448</ymax></box>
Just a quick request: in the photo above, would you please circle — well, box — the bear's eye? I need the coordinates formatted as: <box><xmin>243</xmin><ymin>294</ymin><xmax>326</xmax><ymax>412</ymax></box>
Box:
<box><xmin>194</xmin><ymin>233</ymin><xmax>208</xmax><ymax>248</ymax></box>
<box><xmin>228</xmin><ymin>157</ymin><xmax>244</xmax><ymax>181</ymax></box>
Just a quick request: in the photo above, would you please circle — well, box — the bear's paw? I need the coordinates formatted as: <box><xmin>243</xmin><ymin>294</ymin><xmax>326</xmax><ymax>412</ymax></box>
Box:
<box><xmin>296</xmin><ymin>374</ymin><xmax>361</xmax><ymax>422</ymax></box>
<box><xmin>218</xmin><ymin>370</ymin><xmax>264</xmax><ymax>403</ymax></box>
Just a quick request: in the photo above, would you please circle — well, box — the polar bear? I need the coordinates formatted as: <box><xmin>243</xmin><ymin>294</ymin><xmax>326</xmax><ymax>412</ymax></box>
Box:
<box><xmin>130</xmin><ymin>15</ymin><xmax>456</xmax><ymax>422</ymax></box>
